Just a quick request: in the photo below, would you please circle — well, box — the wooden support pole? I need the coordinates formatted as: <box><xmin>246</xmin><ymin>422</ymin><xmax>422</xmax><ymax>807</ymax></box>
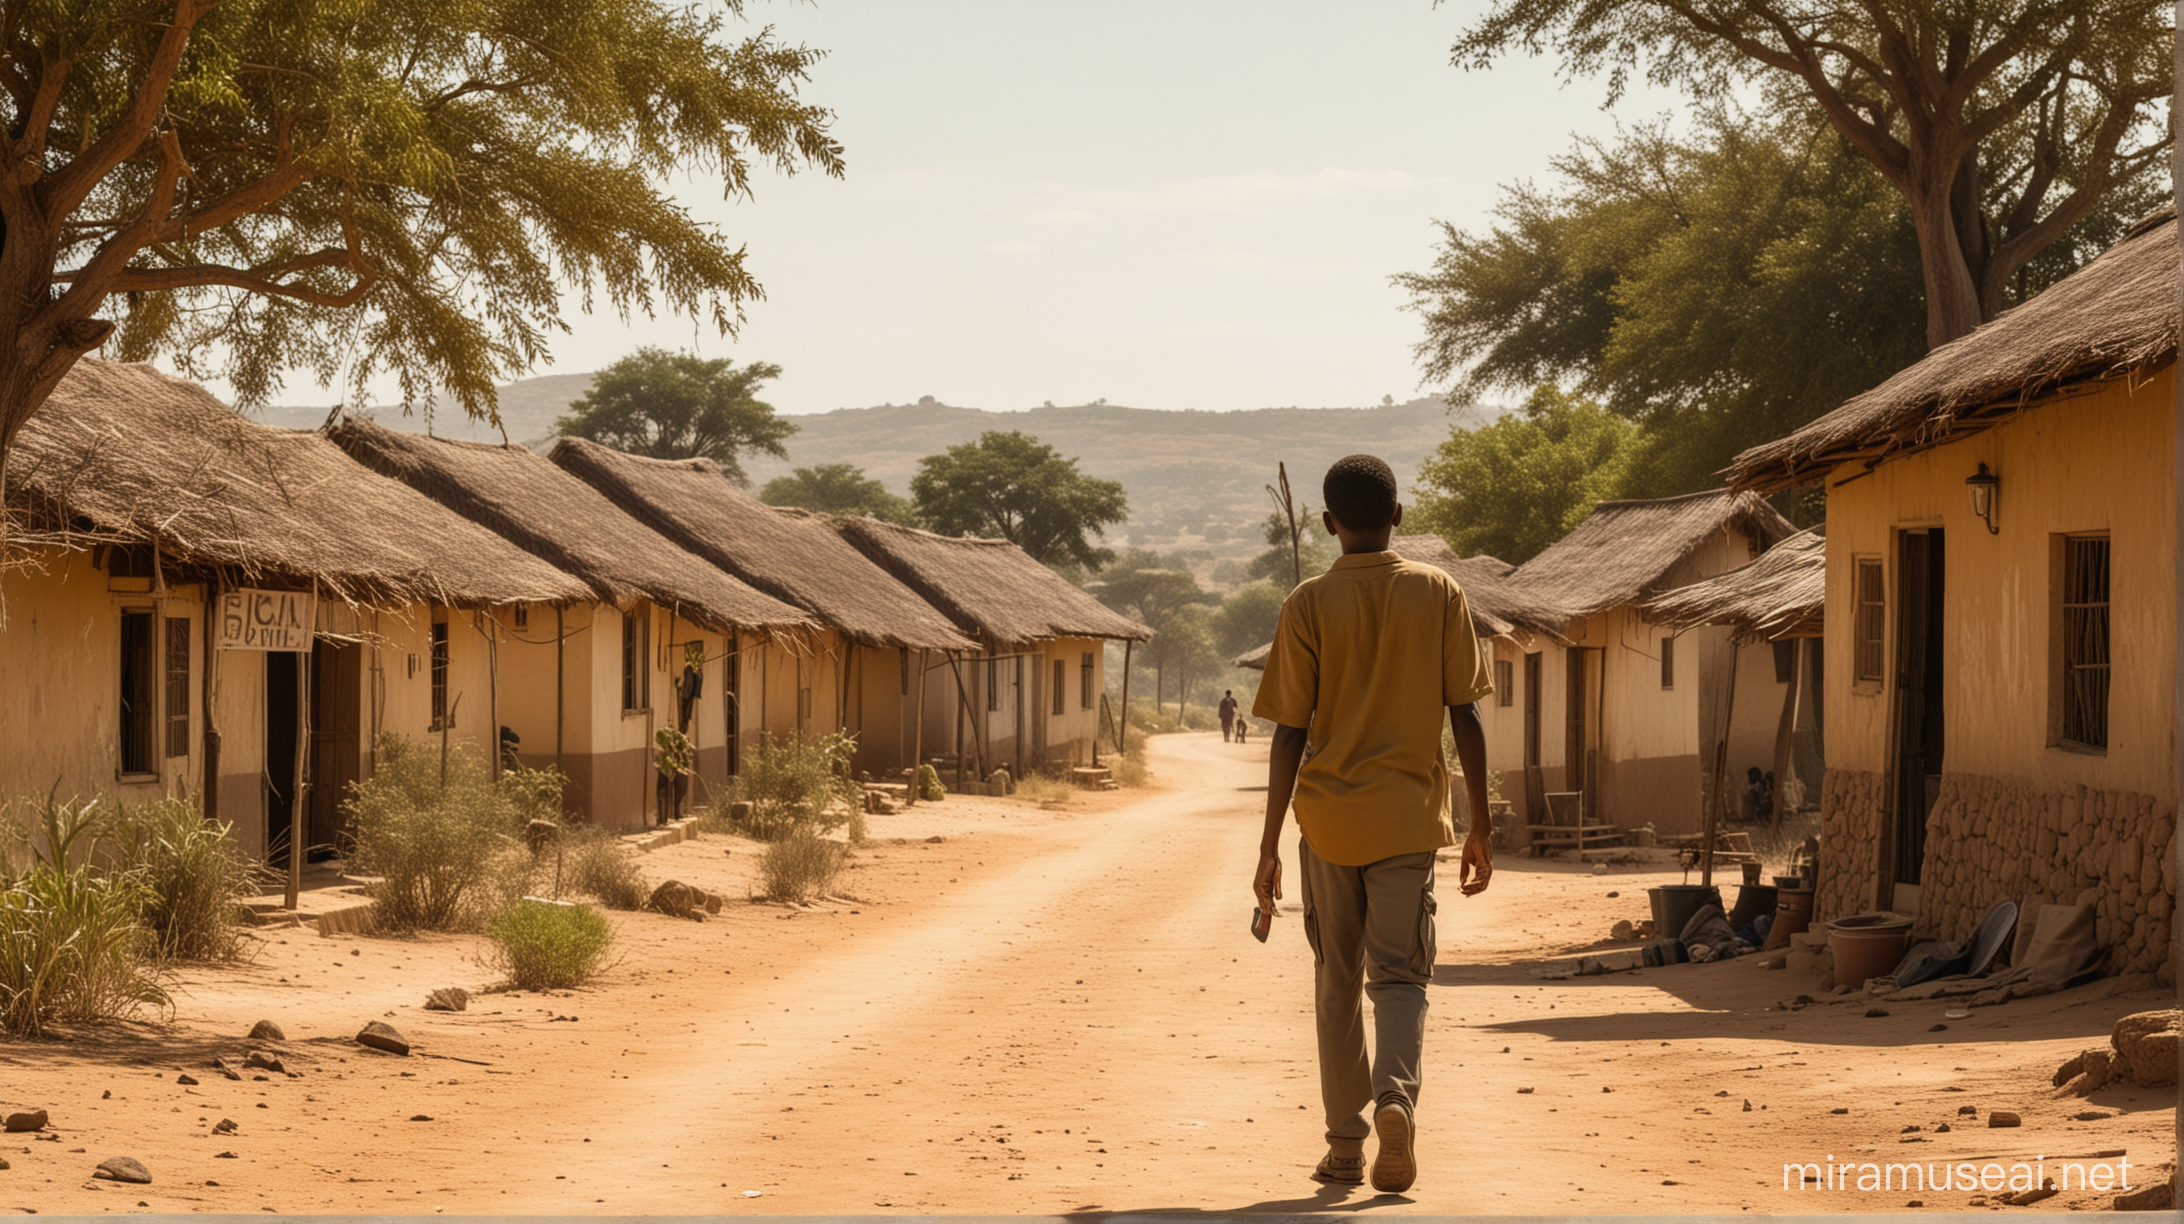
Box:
<box><xmin>1700</xmin><ymin>639</ymin><xmax>1741</xmax><ymax>888</ymax></box>
<box><xmin>1771</xmin><ymin>637</ymin><xmax>1803</xmax><ymax>832</ymax></box>
<box><xmin>1117</xmin><ymin>640</ymin><xmax>1134</xmax><ymax>756</ymax></box>
<box><xmin>908</xmin><ymin>648</ymin><xmax>927</xmax><ymax>806</ymax></box>
<box><xmin>201</xmin><ymin>571</ymin><xmax>222</xmax><ymax>823</ymax></box>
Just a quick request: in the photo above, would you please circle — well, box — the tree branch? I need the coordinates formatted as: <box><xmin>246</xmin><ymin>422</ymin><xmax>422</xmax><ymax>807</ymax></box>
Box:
<box><xmin>40</xmin><ymin>0</ymin><xmax>220</xmax><ymax>216</ymax></box>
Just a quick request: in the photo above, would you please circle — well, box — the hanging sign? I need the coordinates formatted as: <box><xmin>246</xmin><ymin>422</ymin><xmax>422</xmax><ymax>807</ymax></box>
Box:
<box><xmin>217</xmin><ymin>588</ymin><xmax>317</xmax><ymax>651</ymax></box>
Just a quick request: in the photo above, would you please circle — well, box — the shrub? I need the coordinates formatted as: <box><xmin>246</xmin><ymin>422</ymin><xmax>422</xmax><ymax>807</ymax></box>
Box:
<box><xmin>561</xmin><ymin>828</ymin><xmax>649</xmax><ymax>911</ymax></box>
<box><xmin>726</xmin><ymin>732</ymin><xmax>861</xmax><ymax>841</ymax></box>
<box><xmin>108</xmin><ymin>795</ymin><xmax>260</xmax><ymax>961</ymax></box>
<box><xmin>341</xmin><ymin>735</ymin><xmax>526</xmax><ymax>931</ymax></box>
<box><xmin>916</xmin><ymin>764</ymin><xmax>946</xmax><ymax>801</ymax></box>
<box><xmin>1013</xmin><ymin>773</ymin><xmax>1072</xmax><ymax>803</ymax></box>
<box><xmin>0</xmin><ymin>797</ymin><xmax>169</xmax><ymax>1036</ymax></box>
<box><xmin>485</xmin><ymin>899</ymin><xmax>615</xmax><ymax>990</ymax></box>
<box><xmin>758</xmin><ymin>828</ymin><xmax>843</xmax><ymax>902</ymax></box>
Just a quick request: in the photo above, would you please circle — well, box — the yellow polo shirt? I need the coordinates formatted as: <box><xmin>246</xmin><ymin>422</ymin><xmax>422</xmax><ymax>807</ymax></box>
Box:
<box><xmin>1252</xmin><ymin>551</ymin><xmax>1494</xmax><ymax>866</ymax></box>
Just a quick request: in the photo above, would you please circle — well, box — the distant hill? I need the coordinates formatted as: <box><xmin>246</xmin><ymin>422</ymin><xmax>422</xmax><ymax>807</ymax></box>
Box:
<box><xmin>270</xmin><ymin>377</ymin><xmax>1470</xmax><ymax>585</ymax></box>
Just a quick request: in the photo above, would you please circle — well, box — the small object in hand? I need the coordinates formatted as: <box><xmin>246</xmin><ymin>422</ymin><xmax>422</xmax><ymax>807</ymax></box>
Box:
<box><xmin>1250</xmin><ymin>906</ymin><xmax>1273</xmax><ymax>943</ymax></box>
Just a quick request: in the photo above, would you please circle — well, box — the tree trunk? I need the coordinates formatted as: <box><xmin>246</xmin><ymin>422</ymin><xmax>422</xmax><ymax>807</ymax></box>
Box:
<box><xmin>1907</xmin><ymin>176</ymin><xmax>1987</xmax><ymax>348</ymax></box>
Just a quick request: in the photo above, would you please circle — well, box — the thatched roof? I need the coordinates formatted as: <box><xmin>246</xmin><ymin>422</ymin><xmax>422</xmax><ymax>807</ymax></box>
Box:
<box><xmin>1510</xmin><ymin>489</ymin><xmax>1797</xmax><ymax>621</ymax></box>
<box><xmin>835</xmin><ymin>518</ymin><xmax>1153</xmax><ymax>646</ymax></box>
<box><xmin>1728</xmin><ymin>208</ymin><xmax>2179</xmax><ymax>492</ymax></box>
<box><xmin>328</xmin><ymin>419</ymin><xmax>811</xmax><ymax>634</ymax></box>
<box><xmin>4</xmin><ymin>360</ymin><xmax>591</xmax><ymax>608</ymax></box>
<box><xmin>1642</xmin><ymin>527</ymin><xmax>1826</xmax><ymax>641</ymax></box>
<box><xmin>1389</xmin><ymin>534</ymin><xmax>1570</xmax><ymax>642</ymax></box>
<box><xmin>1233</xmin><ymin>641</ymin><xmax>1270</xmax><ymax>671</ymax></box>
<box><xmin>547</xmin><ymin>438</ymin><xmax>976</xmax><ymax>652</ymax></box>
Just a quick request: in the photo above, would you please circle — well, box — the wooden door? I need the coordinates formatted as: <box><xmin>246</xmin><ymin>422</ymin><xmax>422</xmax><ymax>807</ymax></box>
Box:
<box><xmin>1892</xmin><ymin>529</ymin><xmax>1945</xmax><ymax>886</ymax></box>
<box><xmin>308</xmin><ymin>641</ymin><xmax>362</xmax><ymax>857</ymax></box>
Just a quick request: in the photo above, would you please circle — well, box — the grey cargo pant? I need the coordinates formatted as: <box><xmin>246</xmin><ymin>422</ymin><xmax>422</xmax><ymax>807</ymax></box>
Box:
<box><xmin>1298</xmin><ymin>836</ymin><xmax>1436</xmax><ymax>1155</ymax></box>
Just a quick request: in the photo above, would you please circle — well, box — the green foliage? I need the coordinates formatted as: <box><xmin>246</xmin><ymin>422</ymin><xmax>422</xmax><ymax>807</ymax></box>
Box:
<box><xmin>725</xmin><ymin>733</ymin><xmax>861</xmax><ymax>842</ymax></box>
<box><xmin>653</xmin><ymin>726</ymin><xmax>694</xmax><ymax>781</ymax></box>
<box><xmin>1145</xmin><ymin>604</ymin><xmax>1220</xmax><ymax>718</ymax></box>
<box><xmin>916</xmin><ymin>764</ymin><xmax>946</xmax><ymax>802</ymax></box>
<box><xmin>1088</xmin><ymin>550</ymin><xmax>1218</xmax><ymax>634</ymax></box>
<box><xmin>1211</xmin><ymin>581</ymin><xmax>1286</xmax><ymax>658</ymax></box>
<box><xmin>1411</xmin><ymin>386</ymin><xmax>1635</xmax><ymax>566</ymax></box>
<box><xmin>556</xmin><ymin>349</ymin><xmax>796</xmax><ymax>485</ymax></box>
<box><xmin>1447</xmin><ymin>0</ymin><xmax>2170</xmax><ymax>345</ymax></box>
<box><xmin>0</xmin><ymin>797</ymin><xmax>169</xmax><ymax>1036</ymax></box>
<box><xmin>341</xmin><ymin>735</ymin><xmax>533</xmax><ymax>931</ymax></box>
<box><xmin>1243</xmin><ymin>505</ymin><xmax>1334</xmax><ymax>592</ymax></box>
<box><xmin>559</xmin><ymin>827</ymin><xmax>649</xmax><ymax>911</ymax></box>
<box><xmin>14</xmin><ymin>0</ymin><xmax>843</xmax><ymax>451</ymax></box>
<box><xmin>486</xmin><ymin>899</ymin><xmax>615</xmax><ymax>990</ymax></box>
<box><xmin>910</xmin><ymin>431</ymin><xmax>1128</xmax><ymax>573</ymax></box>
<box><xmin>108</xmin><ymin>795</ymin><xmax>261</xmax><ymax>962</ymax></box>
<box><xmin>760</xmin><ymin>463</ymin><xmax>919</xmax><ymax>524</ymax></box>
<box><xmin>758</xmin><ymin>828</ymin><xmax>844</xmax><ymax>902</ymax></box>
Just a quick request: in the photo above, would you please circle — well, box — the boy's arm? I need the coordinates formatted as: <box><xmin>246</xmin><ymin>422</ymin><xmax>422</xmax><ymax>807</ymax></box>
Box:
<box><xmin>1254</xmin><ymin>722</ymin><xmax>1311</xmax><ymax>913</ymax></box>
<box><xmin>1449</xmin><ymin>702</ymin><xmax>1494</xmax><ymax>896</ymax></box>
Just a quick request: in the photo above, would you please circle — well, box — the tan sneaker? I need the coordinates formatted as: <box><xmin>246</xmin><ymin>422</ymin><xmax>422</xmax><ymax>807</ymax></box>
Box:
<box><xmin>1311</xmin><ymin>1150</ymin><xmax>1365</xmax><ymax>1185</ymax></box>
<box><xmin>1371</xmin><ymin>1101</ymin><xmax>1416</xmax><ymax>1192</ymax></box>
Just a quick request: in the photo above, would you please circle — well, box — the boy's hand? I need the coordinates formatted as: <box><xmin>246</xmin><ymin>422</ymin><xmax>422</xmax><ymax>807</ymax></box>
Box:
<box><xmin>1458</xmin><ymin>833</ymin><xmax>1493</xmax><ymax>896</ymax></box>
<box><xmin>1253</xmin><ymin>849</ymin><xmax>1283</xmax><ymax>914</ymax></box>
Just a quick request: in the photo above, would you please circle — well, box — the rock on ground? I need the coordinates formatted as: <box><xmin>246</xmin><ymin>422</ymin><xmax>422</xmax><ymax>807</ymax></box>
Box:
<box><xmin>648</xmin><ymin>879</ymin><xmax>708</xmax><ymax>921</ymax></box>
<box><xmin>242</xmin><ymin>1052</ymin><xmax>285</xmax><ymax>1074</ymax></box>
<box><xmin>246</xmin><ymin>1020</ymin><xmax>285</xmax><ymax>1042</ymax></box>
<box><xmin>2</xmin><ymin>1108</ymin><xmax>47</xmax><ymax>1133</ymax></box>
<box><xmin>355</xmin><ymin>1021</ymin><xmax>411</xmax><ymax>1056</ymax></box>
<box><xmin>425</xmin><ymin>987</ymin><xmax>471</xmax><ymax>1012</ymax></box>
<box><xmin>94</xmin><ymin>1156</ymin><xmax>151</xmax><ymax>1184</ymax></box>
<box><xmin>2052</xmin><ymin>1008</ymin><xmax>2178</xmax><ymax>1094</ymax></box>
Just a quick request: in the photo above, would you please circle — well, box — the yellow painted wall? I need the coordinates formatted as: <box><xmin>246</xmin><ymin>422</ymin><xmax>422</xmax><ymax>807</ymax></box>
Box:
<box><xmin>1821</xmin><ymin>369</ymin><xmax>2176</xmax><ymax>802</ymax></box>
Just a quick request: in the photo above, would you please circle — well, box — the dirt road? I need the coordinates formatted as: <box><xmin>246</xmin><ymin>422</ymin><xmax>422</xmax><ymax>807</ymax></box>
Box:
<box><xmin>1</xmin><ymin>732</ymin><xmax>2171</xmax><ymax>1214</ymax></box>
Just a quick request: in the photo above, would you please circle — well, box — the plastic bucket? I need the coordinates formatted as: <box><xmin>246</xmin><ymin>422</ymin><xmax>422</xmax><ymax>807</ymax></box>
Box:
<box><xmin>1649</xmin><ymin>884</ymin><xmax>1723</xmax><ymax>941</ymax></box>
<box><xmin>1826</xmin><ymin>912</ymin><xmax>1915</xmax><ymax>988</ymax></box>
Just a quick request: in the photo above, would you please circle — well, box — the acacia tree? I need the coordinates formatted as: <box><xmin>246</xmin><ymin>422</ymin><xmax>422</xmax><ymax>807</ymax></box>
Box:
<box><xmin>910</xmin><ymin>431</ymin><xmax>1127</xmax><ymax>574</ymax></box>
<box><xmin>1451</xmin><ymin>1</ymin><xmax>2171</xmax><ymax>346</ymax></box>
<box><xmin>557</xmin><ymin>348</ymin><xmax>793</xmax><ymax>485</ymax></box>
<box><xmin>0</xmin><ymin>0</ymin><xmax>841</xmax><ymax>482</ymax></box>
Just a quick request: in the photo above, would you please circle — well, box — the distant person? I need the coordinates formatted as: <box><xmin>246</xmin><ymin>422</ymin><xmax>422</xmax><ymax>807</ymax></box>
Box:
<box><xmin>1251</xmin><ymin>453</ymin><xmax>1494</xmax><ymax>1194</ymax></box>
<box><xmin>1234</xmin><ymin>718</ymin><xmax>1250</xmax><ymax>745</ymax></box>
<box><xmin>1218</xmin><ymin>690</ymin><xmax>1240</xmax><ymax>741</ymax></box>
<box><xmin>1739</xmin><ymin>766</ymin><xmax>1769</xmax><ymax>824</ymax></box>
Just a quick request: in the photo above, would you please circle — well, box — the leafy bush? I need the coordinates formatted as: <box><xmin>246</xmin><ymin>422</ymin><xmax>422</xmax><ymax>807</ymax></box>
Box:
<box><xmin>726</xmin><ymin>732</ymin><xmax>861</xmax><ymax>841</ymax></box>
<box><xmin>341</xmin><ymin>735</ymin><xmax>528</xmax><ymax>931</ymax></box>
<box><xmin>758</xmin><ymin>828</ymin><xmax>843</xmax><ymax>902</ymax></box>
<box><xmin>916</xmin><ymin>764</ymin><xmax>945</xmax><ymax>801</ymax></box>
<box><xmin>485</xmin><ymin>899</ymin><xmax>615</xmax><ymax>990</ymax></box>
<box><xmin>108</xmin><ymin>795</ymin><xmax>260</xmax><ymax>961</ymax></box>
<box><xmin>0</xmin><ymin>797</ymin><xmax>169</xmax><ymax>1035</ymax></box>
<box><xmin>561</xmin><ymin>828</ymin><xmax>648</xmax><ymax>911</ymax></box>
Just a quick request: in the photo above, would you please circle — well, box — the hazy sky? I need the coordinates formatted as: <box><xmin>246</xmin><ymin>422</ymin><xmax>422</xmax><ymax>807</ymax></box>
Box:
<box><xmin>308</xmin><ymin>3</ymin><xmax>1685</xmax><ymax>416</ymax></box>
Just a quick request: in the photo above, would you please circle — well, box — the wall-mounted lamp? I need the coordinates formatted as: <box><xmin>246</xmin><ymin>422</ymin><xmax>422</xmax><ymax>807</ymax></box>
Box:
<box><xmin>1965</xmin><ymin>462</ymin><xmax>2000</xmax><ymax>534</ymax></box>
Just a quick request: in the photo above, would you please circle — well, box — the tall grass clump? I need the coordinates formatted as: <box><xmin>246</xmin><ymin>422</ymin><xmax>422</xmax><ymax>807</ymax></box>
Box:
<box><xmin>485</xmin><ymin>899</ymin><xmax>615</xmax><ymax>989</ymax></box>
<box><xmin>560</xmin><ymin>827</ymin><xmax>649</xmax><ymax>911</ymax></box>
<box><xmin>343</xmin><ymin>735</ymin><xmax>548</xmax><ymax>931</ymax></box>
<box><xmin>0</xmin><ymin>797</ymin><xmax>170</xmax><ymax>1035</ymax></box>
<box><xmin>1013</xmin><ymin>772</ymin><xmax>1072</xmax><ymax>803</ymax></box>
<box><xmin>109</xmin><ymin>795</ymin><xmax>260</xmax><ymax>960</ymax></box>
<box><xmin>759</xmin><ymin>828</ymin><xmax>843</xmax><ymax>902</ymax></box>
<box><xmin>726</xmin><ymin>732</ymin><xmax>860</xmax><ymax>841</ymax></box>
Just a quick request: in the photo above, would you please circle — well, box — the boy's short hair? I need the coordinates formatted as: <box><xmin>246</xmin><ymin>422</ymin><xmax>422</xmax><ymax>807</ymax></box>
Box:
<box><xmin>1323</xmin><ymin>454</ymin><xmax>1399</xmax><ymax>530</ymax></box>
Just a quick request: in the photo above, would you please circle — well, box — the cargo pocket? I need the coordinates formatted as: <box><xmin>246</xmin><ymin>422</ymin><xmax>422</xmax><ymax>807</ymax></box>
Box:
<box><xmin>1410</xmin><ymin>890</ymin><xmax>1439</xmax><ymax>977</ymax></box>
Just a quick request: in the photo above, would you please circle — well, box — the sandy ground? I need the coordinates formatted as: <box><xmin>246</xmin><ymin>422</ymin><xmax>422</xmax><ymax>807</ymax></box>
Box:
<box><xmin>0</xmin><ymin>731</ymin><xmax>2173</xmax><ymax>1215</ymax></box>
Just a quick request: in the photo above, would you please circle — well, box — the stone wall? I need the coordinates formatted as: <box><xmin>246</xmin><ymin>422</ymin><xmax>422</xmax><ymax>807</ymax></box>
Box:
<box><xmin>1818</xmin><ymin>767</ymin><xmax>2177</xmax><ymax>981</ymax></box>
<box><xmin>1817</xmin><ymin>769</ymin><xmax>1887</xmax><ymax>924</ymax></box>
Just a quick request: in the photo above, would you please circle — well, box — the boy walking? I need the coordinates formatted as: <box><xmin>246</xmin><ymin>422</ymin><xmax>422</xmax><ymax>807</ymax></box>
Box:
<box><xmin>1218</xmin><ymin>690</ymin><xmax>1239</xmax><ymax>741</ymax></box>
<box><xmin>1250</xmin><ymin>454</ymin><xmax>1494</xmax><ymax>1194</ymax></box>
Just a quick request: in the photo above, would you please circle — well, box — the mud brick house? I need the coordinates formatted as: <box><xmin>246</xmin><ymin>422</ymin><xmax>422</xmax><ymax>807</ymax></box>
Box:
<box><xmin>1504</xmin><ymin>490</ymin><xmax>1800</xmax><ymax>836</ymax></box>
<box><xmin>835</xmin><ymin>517</ymin><xmax>1152</xmax><ymax>776</ymax></box>
<box><xmin>0</xmin><ymin>360</ymin><xmax>591</xmax><ymax>859</ymax></box>
<box><xmin>1726</xmin><ymin>208</ymin><xmax>2177</xmax><ymax>981</ymax></box>
<box><xmin>329</xmin><ymin>419</ymin><xmax>816</xmax><ymax>825</ymax></box>
<box><xmin>548</xmin><ymin>437</ymin><xmax>978</xmax><ymax>778</ymax></box>
<box><xmin>1643</xmin><ymin>527</ymin><xmax>1828</xmax><ymax>824</ymax></box>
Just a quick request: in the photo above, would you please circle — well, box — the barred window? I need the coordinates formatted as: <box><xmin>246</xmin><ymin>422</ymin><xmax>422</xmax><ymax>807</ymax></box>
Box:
<box><xmin>2060</xmin><ymin>535</ymin><xmax>2110</xmax><ymax>750</ymax></box>
<box><xmin>986</xmin><ymin>658</ymin><xmax>1000</xmax><ymax>711</ymax></box>
<box><xmin>1495</xmin><ymin>659</ymin><xmax>1514</xmax><ymax>707</ymax></box>
<box><xmin>1052</xmin><ymin>659</ymin><xmax>1067</xmax><ymax>716</ymax></box>
<box><xmin>164</xmin><ymin>616</ymin><xmax>191</xmax><ymax>758</ymax></box>
<box><xmin>1659</xmin><ymin>637</ymin><xmax>1675</xmax><ymax>690</ymax></box>
<box><xmin>431</xmin><ymin>619</ymin><xmax>451</xmax><ymax>727</ymax></box>
<box><xmin>1080</xmin><ymin>652</ymin><xmax>1095</xmax><ymax>709</ymax></box>
<box><xmin>1854</xmin><ymin>559</ymin><xmax>1885</xmax><ymax>683</ymax></box>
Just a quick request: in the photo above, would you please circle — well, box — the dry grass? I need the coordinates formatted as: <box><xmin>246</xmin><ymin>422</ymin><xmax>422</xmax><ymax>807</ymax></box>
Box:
<box><xmin>1013</xmin><ymin>773</ymin><xmax>1072</xmax><ymax>803</ymax></box>
<box><xmin>759</xmin><ymin>829</ymin><xmax>844</xmax><ymax>902</ymax></box>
